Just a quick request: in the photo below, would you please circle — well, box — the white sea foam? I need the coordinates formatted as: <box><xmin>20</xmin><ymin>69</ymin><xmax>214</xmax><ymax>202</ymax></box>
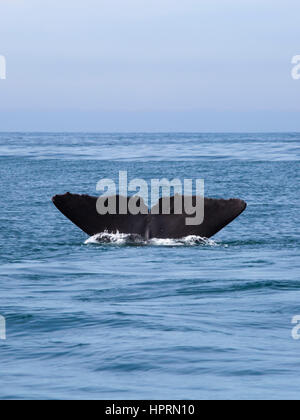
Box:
<box><xmin>84</xmin><ymin>231</ymin><xmax>218</xmax><ymax>247</ymax></box>
<box><xmin>84</xmin><ymin>231</ymin><xmax>143</xmax><ymax>245</ymax></box>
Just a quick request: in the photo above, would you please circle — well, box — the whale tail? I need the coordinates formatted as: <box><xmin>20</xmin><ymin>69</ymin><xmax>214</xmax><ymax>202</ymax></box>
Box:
<box><xmin>52</xmin><ymin>193</ymin><xmax>246</xmax><ymax>239</ymax></box>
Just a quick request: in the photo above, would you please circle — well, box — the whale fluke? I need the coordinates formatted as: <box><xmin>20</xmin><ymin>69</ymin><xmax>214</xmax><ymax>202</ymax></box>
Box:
<box><xmin>52</xmin><ymin>193</ymin><xmax>246</xmax><ymax>239</ymax></box>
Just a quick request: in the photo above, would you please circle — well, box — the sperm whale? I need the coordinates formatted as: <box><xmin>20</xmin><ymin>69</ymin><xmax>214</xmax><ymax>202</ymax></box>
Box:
<box><xmin>52</xmin><ymin>193</ymin><xmax>247</xmax><ymax>239</ymax></box>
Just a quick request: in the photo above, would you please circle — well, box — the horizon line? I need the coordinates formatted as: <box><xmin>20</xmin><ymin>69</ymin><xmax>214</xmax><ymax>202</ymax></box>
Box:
<box><xmin>0</xmin><ymin>130</ymin><xmax>300</xmax><ymax>134</ymax></box>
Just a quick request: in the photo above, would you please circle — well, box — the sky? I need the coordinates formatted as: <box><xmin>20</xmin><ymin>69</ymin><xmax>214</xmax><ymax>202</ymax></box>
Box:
<box><xmin>0</xmin><ymin>0</ymin><xmax>300</xmax><ymax>131</ymax></box>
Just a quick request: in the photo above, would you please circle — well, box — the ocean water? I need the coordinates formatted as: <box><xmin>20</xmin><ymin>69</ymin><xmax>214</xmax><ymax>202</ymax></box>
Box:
<box><xmin>0</xmin><ymin>132</ymin><xmax>300</xmax><ymax>400</ymax></box>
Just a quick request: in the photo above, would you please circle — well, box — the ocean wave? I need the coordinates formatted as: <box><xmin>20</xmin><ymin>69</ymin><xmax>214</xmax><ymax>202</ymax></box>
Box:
<box><xmin>84</xmin><ymin>231</ymin><xmax>218</xmax><ymax>247</ymax></box>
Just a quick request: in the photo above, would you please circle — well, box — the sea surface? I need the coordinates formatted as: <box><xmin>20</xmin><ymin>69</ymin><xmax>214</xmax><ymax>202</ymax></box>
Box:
<box><xmin>0</xmin><ymin>132</ymin><xmax>300</xmax><ymax>400</ymax></box>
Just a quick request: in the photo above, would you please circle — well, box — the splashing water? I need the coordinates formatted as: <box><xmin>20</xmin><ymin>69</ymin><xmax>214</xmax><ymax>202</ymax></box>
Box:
<box><xmin>84</xmin><ymin>231</ymin><xmax>218</xmax><ymax>247</ymax></box>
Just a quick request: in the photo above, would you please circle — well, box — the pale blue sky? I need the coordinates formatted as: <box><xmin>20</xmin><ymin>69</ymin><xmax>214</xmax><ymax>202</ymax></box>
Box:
<box><xmin>0</xmin><ymin>0</ymin><xmax>300</xmax><ymax>131</ymax></box>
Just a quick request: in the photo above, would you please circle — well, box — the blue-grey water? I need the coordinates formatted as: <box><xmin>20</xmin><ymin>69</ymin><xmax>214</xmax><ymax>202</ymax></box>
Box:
<box><xmin>0</xmin><ymin>132</ymin><xmax>300</xmax><ymax>400</ymax></box>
